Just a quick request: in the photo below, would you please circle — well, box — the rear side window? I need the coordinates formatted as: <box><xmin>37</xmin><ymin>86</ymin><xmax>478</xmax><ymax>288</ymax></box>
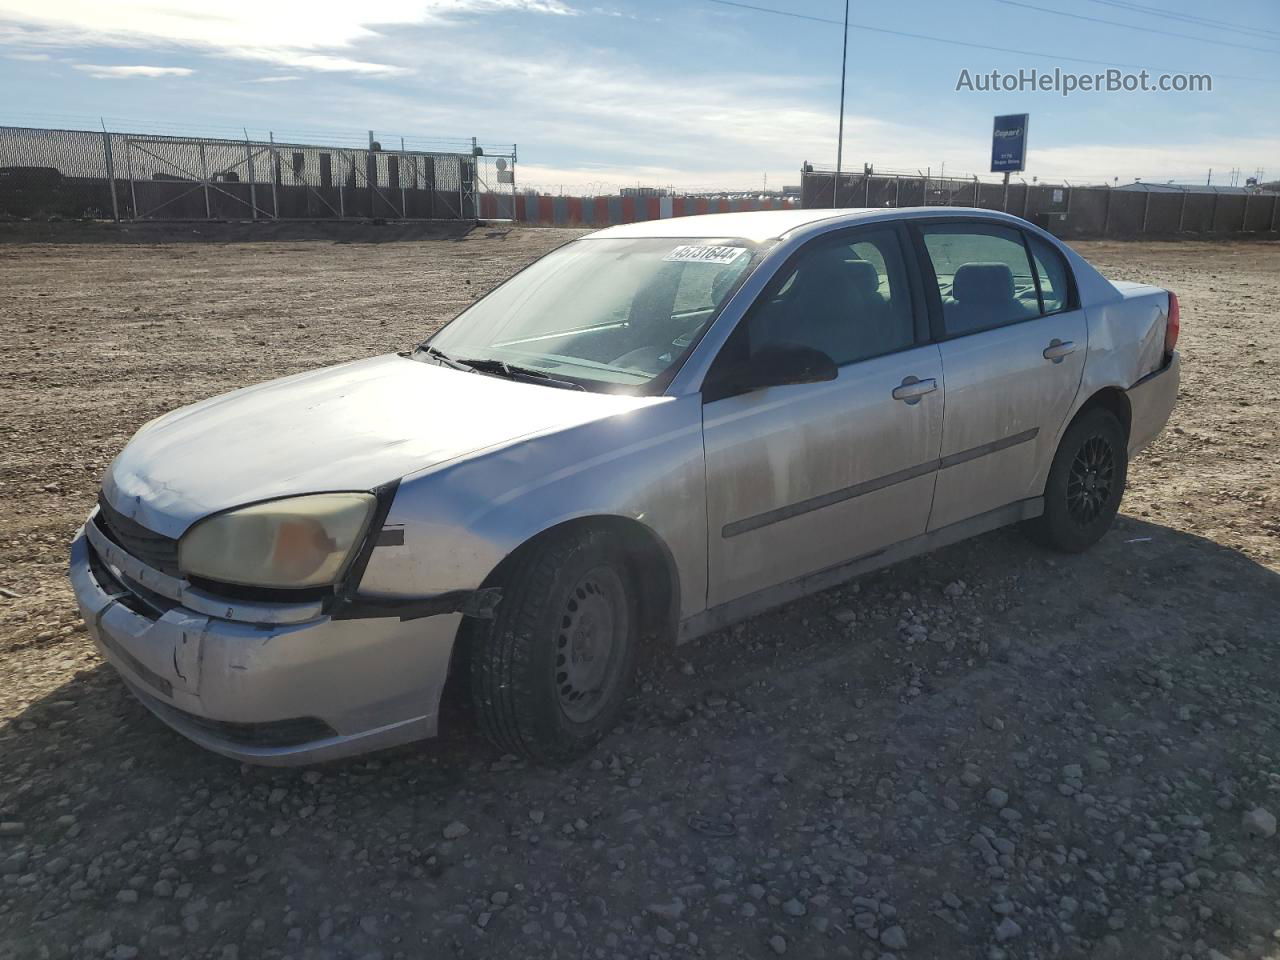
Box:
<box><xmin>1027</xmin><ymin>234</ymin><xmax>1072</xmax><ymax>314</ymax></box>
<box><xmin>919</xmin><ymin>223</ymin><xmax>1040</xmax><ymax>337</ymax></box>
<box><xmin>746</xmin><ymin>226</ymin><xmax>916</xmax><ymax>366</ymax></box>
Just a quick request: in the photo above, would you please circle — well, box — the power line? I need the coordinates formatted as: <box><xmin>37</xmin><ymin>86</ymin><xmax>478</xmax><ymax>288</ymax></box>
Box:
<box><xmin>996</xmin><ymin>0</ymin><xmax>1280</xmax><ymax>55</ymax></box>
<box><xmin>1085</xmin><ymin>0</ymin><xmax>1280</xmax><ymax>43</ymax></box>
<box><xmin>703</xmin><ymin>0</ymin><xmax>1274</xmax><ymax>81</ymax></box>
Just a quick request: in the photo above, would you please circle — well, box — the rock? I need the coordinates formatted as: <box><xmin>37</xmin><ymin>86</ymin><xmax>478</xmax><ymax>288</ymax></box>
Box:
<box><xmin>986</xmin><ymin>788</ymin><xmax>1009</xmax><ymax>809</ymax></box>
<box><xmin>782</xmin><ymin>897</ymin><xmax>806</xmax><ymax>917</ymax></box>
<box><xmin>655</xmin><ymin>926</ymin><xmax>675</xmax><ymax>945</ymax></box>
<box><xmin>880</xmin><ymin>925</ymin><xmax>908</xmax><ymax>950</ymax></box>
<box><xmin>768</xmin><ymin>934</ymin><xmax>787</xmax><ymax>955</ymax></box>
<box><xmin>0</xmin><ymin>822</ymin><xmax>25</xmax><ymax>836</ymax></box>
<box><xmin>82</xmin><ymin>931</ymin><xmax>113</xmax><ymax>951</ymax></box>
<box><xmin>1243</xmin><ymin>808</ymin><xmax>1276</xmax><ymax>839</ymax></box>
<box><xmin>116</xmin><ymin>889</ymin><xmax>139</xmax><ymax>903</ymax></box>
<box><xmin>442</xmin><ymin>821</ymin><xmax>470</xmax><ymax>840</ymax></box>
<box><xmin>995</xmin><ymin>918</ymin><xmax>1022</xmax><ymax>941</ymax></box>
<box><xmin>943</xmin><ymin>580</ymin><xmax>966</xmax><ymax>598</ymax></box>
<box><xmin>647</xmin><ymin>900</ymin><xmax>684</xmax><ymax>921</ymax></box>
<box><xmin>1232</xmin><ymin>872</ymin><xmax>1266</xmax><ymax>896</ymax></box>
<box><xmin>984</xmin><ymin>716</ymin><xmax>1005</xmax><ymax>732</ymax></box>
<box><xmin>490</xmin><ymin>891</ymin><xmax>510</xmax><ymax>906</ymax></box>
<box><xmin>43</xmin><ymin>856</ymin><xmax>70</xmax><ymax>875</ymax></box>
<box><xmin>1062</xmin><ymin>763</ymin><xmax>1083</xmax><ymax>780</ymax></box>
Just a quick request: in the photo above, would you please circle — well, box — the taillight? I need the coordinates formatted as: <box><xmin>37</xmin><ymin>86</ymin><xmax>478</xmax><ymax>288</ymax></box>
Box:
<box><xmin>1164</xmin><ymin>291</ymin><xmax>1180</xmax><ymax>356</ymax></box>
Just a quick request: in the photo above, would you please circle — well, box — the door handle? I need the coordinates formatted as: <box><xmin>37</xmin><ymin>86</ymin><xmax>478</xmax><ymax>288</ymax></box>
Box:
<box><xmin>1043</xmin><ymin>339</ymin><xmax>1076</xmax><ymax>363</ymax></box>
<box><xmin>892</xmin><ymin>376</ymin><xmax>938</xmax><ymax>404</ymax></box>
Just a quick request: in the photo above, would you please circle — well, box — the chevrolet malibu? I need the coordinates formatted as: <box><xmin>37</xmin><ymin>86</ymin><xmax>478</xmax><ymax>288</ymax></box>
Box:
<box><xmin>70</xmin><ymin>207</ymin><xmax>1180</xmax><ymax>765</ymax></box>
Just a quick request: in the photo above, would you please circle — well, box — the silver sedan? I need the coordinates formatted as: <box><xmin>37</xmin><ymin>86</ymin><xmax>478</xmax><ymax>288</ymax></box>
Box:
<box><xmin>69</xmin><ymin>207</ymin><xmax>1180</xmax><ymax>764</ymax></box>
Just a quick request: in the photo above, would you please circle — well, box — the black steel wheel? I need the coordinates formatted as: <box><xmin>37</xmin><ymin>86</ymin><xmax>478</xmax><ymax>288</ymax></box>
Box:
<box><xmin>467</xmin><ymin>528</ymin><xmax>638</xmax><ymax>762</ymax></box>
<box><xmin>1025</xmin><ymin>407</ymin><xmax>1128</xmax><ymax>553</ymax></box>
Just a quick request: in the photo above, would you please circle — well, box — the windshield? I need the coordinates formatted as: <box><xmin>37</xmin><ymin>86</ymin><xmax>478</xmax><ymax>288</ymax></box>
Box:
<box><xmin>422</xmin><ymin>237</ymin><xmax>761</xmax><ymax>392</ymax></box>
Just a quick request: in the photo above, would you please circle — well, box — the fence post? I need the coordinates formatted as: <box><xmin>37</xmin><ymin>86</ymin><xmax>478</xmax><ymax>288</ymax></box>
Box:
<box><xmin>864</xmin><ymin>174</ymin><xmax>870</xmax><ymax>207</ymax></box>
<box><xmin>245</xmin><ymin>136</ymin><xmax>258</xmax><ymax>220</ymax></box>
<box><xmin>1022</xmin><ymin>183</ymin><xmax>1030</xmax><ymax>218</ymax></box>
<box><xmin>458</xmin><ymin>157</ymin><xmax>465</xmax><ymax>220</ymax></box>
<box><xmin>268</xmin><ymin>133</ymin><xmax>279</xmax><ymax>220</ymax></box>
<box><xmin>973</xmin><ymin>176</ymin><xmax>979</xmax><ymax>207</ymax></box>
<box><xmin>1271</xmin><ymin>195</ymin><xmax>1279</xmax><ymax>233</ymax></box>
<box><xmin>124</xmin><ymin>138</ymin><xmax>138</xmax><ymax>221</ymax></box>
<box><xmin>1177</xmin><ymin>190</ymin><xmax>1187</xmax><ymax>233</ymax></box>
<box><xmin>100</xmin><ymin>127</ymin><xmax>120</xmax><ymax>222</ymax></box>
<box><xmin>1102</xmin><ymin>185</ymin><xmax>1111</xmax><ymax>237</ymax></box>
<box><xmin>198</xmin><ymin>143</ymin><xmax>211</xmax><ymax>220</ymax></box>
<box><xmin>400</xmin><ymin>137</ymin><xmax>408</xmax><ymax>218</ymax></box>
<box><xmin>1142</xmin><ymin>190</ymin><xmax>1151</xmax><ymax>234</ymax></box>
<box><xmin>1241</xmin><ymin>192</ymin><xmax>1250</xmax><ymax>232</ymax></box>
<box><xmin>339</xmin><ymin>155</ymin><xmax>346</xmax><ymax>219</ymax></box>
<box><xmin>894</xmin><ymin>175</ymin><xmax>900</xmax><ymax>207</ymax></box>
<box><xmin>1209</xmin><ymin>192</ymin><xmax>1219</xmax><ymax>233</ymax></box>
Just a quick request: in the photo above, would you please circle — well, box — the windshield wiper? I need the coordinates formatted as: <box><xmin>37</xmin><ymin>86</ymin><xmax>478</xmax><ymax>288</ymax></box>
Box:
<box><xmin>458</xmin><ymin>358</ymin><xmax>586</xmax><ymax>391</ymax></box>
<box><xmin>415</xmin><ymin>344</ymin><xmax>474</xmax><ymax>371</ymax></box>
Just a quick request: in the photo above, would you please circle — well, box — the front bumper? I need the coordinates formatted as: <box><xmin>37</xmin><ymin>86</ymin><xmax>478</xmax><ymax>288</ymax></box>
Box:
<box><xmin>1126</xmin><ymin>351</ymin><xmax>1180</xmax><ymax>456</ymax></box>
<box><xmin>69</xmin><ymin>524</ymin><xmax>462</xmax><ymax>765</ymax></box>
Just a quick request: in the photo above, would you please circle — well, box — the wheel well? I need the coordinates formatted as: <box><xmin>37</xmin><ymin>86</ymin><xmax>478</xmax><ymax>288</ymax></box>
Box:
<box><xmin>486</xmin><ymin>516</ymin><xmax>680</xmax><ymax>646</ymax></box>
<box><xmin>1072</xmin><ymin>387</ymin><xmax>1131</xmax><ymax>440</ymax></box>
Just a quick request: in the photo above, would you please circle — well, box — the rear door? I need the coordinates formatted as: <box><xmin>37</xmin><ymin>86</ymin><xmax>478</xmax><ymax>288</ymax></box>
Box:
<box><xmin>911</xmin><ymin>220</ymin><xmax>1087</xmax><ymax>529</ymax></box>
<box><xmin>701</xmin><ymin>223</ymin><xmax>944</xmax><ymax>607</ymax></box>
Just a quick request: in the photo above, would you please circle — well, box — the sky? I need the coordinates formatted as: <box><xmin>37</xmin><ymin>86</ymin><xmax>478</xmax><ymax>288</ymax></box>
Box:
<box><xmin>0</xmin><ymin>0</ymin><xmax>1276</xmax><ymax>193</ymax></box>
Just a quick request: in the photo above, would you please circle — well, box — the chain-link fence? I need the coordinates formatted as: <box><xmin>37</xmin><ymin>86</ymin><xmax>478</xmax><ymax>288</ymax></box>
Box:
<box><xmin>0</xmin><ymin>125</ymin><xmax>517</xmax><ymax>222</ymax></box>
<box><xmin>800</xmin><ymin>165</ymin><xmax>1280</xmax><ymax>238</ymax></box>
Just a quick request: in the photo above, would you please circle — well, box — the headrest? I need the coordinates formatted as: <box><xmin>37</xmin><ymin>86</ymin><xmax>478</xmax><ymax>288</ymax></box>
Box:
<box><xmin>953</xmin><ymin>262</ymin><xmax>1015</xmax><ymax>303</ymax></box>
<box><xmin>843</xmin><ymin>259</ymin><xmax>881</xmax><ymax>299</ymax></box>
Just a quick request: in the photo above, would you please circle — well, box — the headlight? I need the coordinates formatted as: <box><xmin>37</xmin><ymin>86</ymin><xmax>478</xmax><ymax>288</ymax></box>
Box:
<box><xmin>179</xmin><ymin>493</ymin><xmax>377</xmax><ymax>589</ymax></box>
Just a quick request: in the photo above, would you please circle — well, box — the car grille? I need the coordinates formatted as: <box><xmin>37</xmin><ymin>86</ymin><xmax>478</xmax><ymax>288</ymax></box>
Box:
<box><xmin>95</xmin><ymin>495</ymin><xmax>182</xmax><ymax>577</ymax></box>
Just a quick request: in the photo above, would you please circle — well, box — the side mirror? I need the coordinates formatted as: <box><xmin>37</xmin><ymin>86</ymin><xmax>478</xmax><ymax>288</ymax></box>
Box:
<box><xmin>739</xmin><ymin>342</ymin><xmax>838</xmax><ymax>391</ymax></box>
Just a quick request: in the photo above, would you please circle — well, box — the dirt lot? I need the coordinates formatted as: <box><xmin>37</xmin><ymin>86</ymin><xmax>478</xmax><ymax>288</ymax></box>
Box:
<box><xmin>1</xmin><ymin>229</ymin><xmax>1278</xmax><ymax>960</ymax></box>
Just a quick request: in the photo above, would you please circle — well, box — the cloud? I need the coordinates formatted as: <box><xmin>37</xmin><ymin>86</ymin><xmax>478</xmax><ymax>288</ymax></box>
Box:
<box><xmin>0</xmin><ymin>1</ymin><xmax>574</xmax><ymax>74</ymax></box>
<box><xmin>72</xmin><ymin>63</ymin><xmax>194</xmax><ymax>78</ymax></box>
<box><xmin>5</xmin><ymin>49</ymin><xmax>48</xmax><ymax>59</ymax></box>
<box><xmin>247</xmin><ymin>75</ymin><xmax>301</xmax><ymax>84</ymax></box>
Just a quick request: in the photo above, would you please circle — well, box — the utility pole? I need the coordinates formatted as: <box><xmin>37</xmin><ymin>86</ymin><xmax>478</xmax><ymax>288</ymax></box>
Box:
<box><xmin>833</xmin><ymin>0</ymin><xmax>849</xmax><ymax>208</ymax></box>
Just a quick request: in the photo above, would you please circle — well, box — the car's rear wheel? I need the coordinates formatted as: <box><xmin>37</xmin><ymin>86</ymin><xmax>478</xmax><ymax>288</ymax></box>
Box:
<box><xmin>468</xmin><ymin>528</ymin><xmax>637</xmax><ymax>762</ymax></box>
<box><xmin>1025</xmin><ymin>407</ymin><xmax>1128</xmax><ymax>553</ymax></box>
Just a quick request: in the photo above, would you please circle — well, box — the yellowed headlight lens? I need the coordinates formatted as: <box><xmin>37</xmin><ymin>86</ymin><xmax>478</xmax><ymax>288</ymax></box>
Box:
<box><xmin>179</xmin><ymin>493</ymin><xmax>376</xmax><ymax>589</ymax></box>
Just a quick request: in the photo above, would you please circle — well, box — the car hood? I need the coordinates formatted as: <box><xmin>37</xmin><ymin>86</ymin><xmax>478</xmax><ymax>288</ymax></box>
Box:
<box><xmin>102</xmin><ymin>353</ymin><xmax>662</xmax><ymax>538</ymax></box>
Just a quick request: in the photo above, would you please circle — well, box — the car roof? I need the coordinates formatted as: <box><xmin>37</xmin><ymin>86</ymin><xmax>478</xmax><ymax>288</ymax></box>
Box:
<box><xmin>584</xmin><ymin>208</ymin><xmax>872</xmax><ymax>244</ymax></box>
<box><xmin>582</xmin><ymin>206</ymin><xmax>1033</xmax><ymax>244</ymax></box>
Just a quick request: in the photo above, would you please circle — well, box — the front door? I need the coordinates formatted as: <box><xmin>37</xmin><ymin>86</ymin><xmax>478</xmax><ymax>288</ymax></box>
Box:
<box><xmin>912</xmin><ymin>221</ymin><xmax>1088</xmax><ymax>529</ymax></box>
<box><xmin>701</xmin><ymin>224</ymin><xmax>944</xmax><ymax>608</ymax></box>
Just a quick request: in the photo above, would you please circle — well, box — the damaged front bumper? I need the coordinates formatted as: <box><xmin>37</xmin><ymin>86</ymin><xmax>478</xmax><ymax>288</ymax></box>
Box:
<box><xmin>69</xmin><ymin>519</ymin><xmax>464</xmax><ymax>766</ymax></box>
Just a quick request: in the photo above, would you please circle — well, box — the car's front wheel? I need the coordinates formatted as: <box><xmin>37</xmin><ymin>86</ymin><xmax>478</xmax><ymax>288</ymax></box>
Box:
<box><xmin>468</xmin><ymin>528</ymin><xmax>637</xmax><ymax>762</ymax></box>
<box><xmin>1025</xmin><ymin>407</ymin><xmax>1129</xmax><ymax>553</ymax></box>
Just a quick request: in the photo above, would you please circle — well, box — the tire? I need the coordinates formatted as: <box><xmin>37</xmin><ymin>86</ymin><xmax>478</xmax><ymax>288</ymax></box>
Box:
<box><xmin>467</xmin><ymin>528</ymin><xmax>638</xmax><ymax>762</ymax></box>
<box><xmin>1024</xmin><ymin>407</ymin><xmax>1128</xmax><ymax>553</ymax></box>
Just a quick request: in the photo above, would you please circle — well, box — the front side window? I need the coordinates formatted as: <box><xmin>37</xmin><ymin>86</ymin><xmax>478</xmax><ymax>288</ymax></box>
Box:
<box><xmin>741</xmin><ymin>227</ymin><xmax>916</xmax><ymax>367</ymax></box>
<box><xmin>919</xmin><ymin>223</ymin><xmax>1040</xmax><ymax>336</ymax></box>
<box><xmin>423</xmin><ymin>237</ymin><xmax>759</xmax><ymax>391</ymax></box>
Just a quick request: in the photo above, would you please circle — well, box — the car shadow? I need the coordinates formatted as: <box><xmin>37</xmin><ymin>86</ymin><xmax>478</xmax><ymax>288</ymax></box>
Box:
<box><xmin>3</xmin><ymin>514</ymin><xmax>1275</xmax><ymax>786</ymax></box>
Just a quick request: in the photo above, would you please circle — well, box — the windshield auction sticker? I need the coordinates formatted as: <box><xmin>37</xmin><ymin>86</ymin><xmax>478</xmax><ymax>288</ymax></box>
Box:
<box><xmin>663</xmin><ymin>244</ymin><xmax>747</xmax><ymax>265</ymax></box>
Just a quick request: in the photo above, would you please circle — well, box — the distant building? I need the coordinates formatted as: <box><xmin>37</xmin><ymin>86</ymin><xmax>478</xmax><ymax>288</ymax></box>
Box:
<box><xmin>620</xmin><ymin>186</ymin><xmax>670</xmax><ymax>198</ymax></box>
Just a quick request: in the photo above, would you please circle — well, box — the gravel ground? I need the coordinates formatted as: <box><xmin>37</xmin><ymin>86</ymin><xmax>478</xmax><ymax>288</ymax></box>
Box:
<box><xmin>1</xmin><ymin>229</ymin><xmax>1278</xmax><ymax>960</ymax></box>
